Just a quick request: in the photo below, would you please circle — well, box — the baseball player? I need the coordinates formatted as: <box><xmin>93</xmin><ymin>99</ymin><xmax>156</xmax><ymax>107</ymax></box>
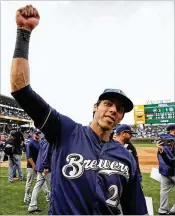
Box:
<box><xmin>24</xmin><ymin>129</ymin><xmax>49</xmax><ymax>204</ymax></box>
<box><xmin>10</xmin><ymin>5</ymin><xmax>148</xmax><ymax>215</ymax></box>
<box><xmin>113</xmin><ymin>124</ymin><xmax>142</xmax><ymax>183</ymax></box>
<box><xmin>0</xmin><ymin>135</ymin><xmax>6</xmax><ymax>163</ymax></box>
<box><xmin>12</xmin><ymin>130</ymin><xmax>25</xmax><ymax>178</ymax></box>
<box><xmin>157</xmin><ymin>124</ymin><xmax>175</xmax><ymax>215</ymax></box>
<box><xmin>5</xmin><ymin>130</ymin><xmax>24</xmax><ymax>182</ymax></box>
<box><xmin>23</xmin><ymin>130</ymin><xmax>32</xmax><ymax>153</ymax></box>
<box><xmin>28</xmin><ymin>137</ymin><xmax>52</xmax><ymax>213</ymax></box>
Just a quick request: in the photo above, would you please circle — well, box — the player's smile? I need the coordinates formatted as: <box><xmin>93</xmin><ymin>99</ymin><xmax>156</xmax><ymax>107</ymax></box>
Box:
<box><xmin>104</xmin><ymin>115</ymin><xmax>115</xmax><ymax>123</ymax></box>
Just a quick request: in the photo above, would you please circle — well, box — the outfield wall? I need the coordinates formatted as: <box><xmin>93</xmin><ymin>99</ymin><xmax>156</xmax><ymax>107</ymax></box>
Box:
<box><xmin>131</xmin><ymin>137</ymin><xmax>159</xmax><ymax>144</ymax></box>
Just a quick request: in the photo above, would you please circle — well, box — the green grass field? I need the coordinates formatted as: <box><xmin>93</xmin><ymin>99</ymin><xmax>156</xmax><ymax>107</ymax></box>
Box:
<box><xmin>0</xmin><ymin>167</ymin><xmax>49</xmax><ymax>215</ymax></box>
<box><xmin>0</xmin><ymin>167</ymin><xmax>174</xmax><ymax>215</ymax></box>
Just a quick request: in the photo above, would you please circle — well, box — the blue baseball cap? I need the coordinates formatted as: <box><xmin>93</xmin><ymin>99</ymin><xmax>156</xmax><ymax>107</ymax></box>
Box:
<box><xmin>98</xmin><ymin>89</ymin><xmax>133</xmax><ymax>112</ymax></box>
<box><xmin>33</xmin><ymin>129</ymin><xmax>41</xmax><ymax>135</ymax></box>
<box><xmin>166</xmin><ymin>124</ymin><xmax>175</xmax><ymax>132</ymax></box>
<box><xmin>114</xmin><ymin>124</ymin><xmax>137</xmax><ymax>134</ymax></box>
<box><xmin>26</xmin><ymin>130</ymin><xmax>30</xmax><ymax>133</ymax></box>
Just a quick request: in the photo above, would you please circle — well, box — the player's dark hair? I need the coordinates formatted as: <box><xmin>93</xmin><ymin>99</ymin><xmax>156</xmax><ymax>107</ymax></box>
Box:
<box><xmin>96</xmin><ymin>100</ymin><xmax>102</xmax><ymax>107</ymax></box>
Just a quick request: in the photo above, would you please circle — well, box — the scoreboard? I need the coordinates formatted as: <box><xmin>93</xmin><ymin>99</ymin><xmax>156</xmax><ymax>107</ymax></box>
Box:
<box><xmin>134</xmin><ymin>102</ymin><xmax>175</xmax><ymax>124</ymax></box>
<box><xmin>144</xmin><ymin>103</ymin><xmax>175</xmax><ymax>124</ymax></box>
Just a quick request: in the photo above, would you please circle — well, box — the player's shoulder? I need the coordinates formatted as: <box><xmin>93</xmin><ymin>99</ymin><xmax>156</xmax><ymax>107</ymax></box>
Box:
<box><xmin>112</xmin><ymin>140</ymin><xmax>134</xmax><ymax>158</ymax></box>
<box><xmin>41</xmin><ymin>138</ymin><xmax>49</xmax><ymax>148</ymax></box>
<box><xmin>71</xmin><ymin>124</ymin><xmax>91</xmax><ymax>134</ymax></box>
<box><xmin>51</xmin><ymin>108</ymin><xmax>79</xmax><ymax>125</ymax></box>
<box><xmin>28</xmin><ymin>138</ymin><xmax>35</xmax><ymax>145</ymax></box>
<box><xmin>114</xmin><ymin>140</ymin><xmax>137</xmax><ymax>160</ymax></box>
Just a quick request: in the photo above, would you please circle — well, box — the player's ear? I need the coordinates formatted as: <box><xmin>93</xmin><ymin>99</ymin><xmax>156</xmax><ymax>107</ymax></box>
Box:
<box><xmin>93</xmin><ymin>103</ymin><xmax>97</xmax><ymax>112</ymax></box>
<box><xmin>92</xmin><ymin>103</ymin><xmax>97</xmax><ymax>119</ymax></box>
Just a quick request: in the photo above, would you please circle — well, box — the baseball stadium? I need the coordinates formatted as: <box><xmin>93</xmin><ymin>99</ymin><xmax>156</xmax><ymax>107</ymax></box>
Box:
<box><xmin>0</xmin><ymin>94</ymin><xmax>174</xmax><ymax>215</ymax></box>
<box><xmin>1</xmin><ymin>1</ymin><xmax>174</xmax><ymax>215</ymax></box>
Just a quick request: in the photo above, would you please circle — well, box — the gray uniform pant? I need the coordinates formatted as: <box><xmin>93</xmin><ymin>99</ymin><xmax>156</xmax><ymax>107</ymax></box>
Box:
<box><xmin>158</xmin><ymin>175</ymin><xmax>175</xmax><ymax>214</ymax></box>
<box><xmin>28</xmin><ymin>171</ymin><xmax>51</xmax><ymax>211</ymax></box>
<box><xmin>0</xmin><ymin>151</ymin><xmax>5</xmax><ymax>162</ymax></box>
<box><xmin>24</xmin><ymin>168</ymin><xmax>50</xmax><ymax>203</ymax></box>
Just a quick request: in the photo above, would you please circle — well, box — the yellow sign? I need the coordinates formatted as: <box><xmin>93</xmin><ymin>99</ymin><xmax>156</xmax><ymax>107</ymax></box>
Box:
<box><xmin>134</xmin><ymin>105</ymin><xmax>145</xmax><ymax>124</ymax></box>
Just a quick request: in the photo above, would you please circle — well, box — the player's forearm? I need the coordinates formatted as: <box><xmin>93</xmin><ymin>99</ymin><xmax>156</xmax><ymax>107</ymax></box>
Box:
<box><xmin>28</xmin><ymin>158</ymin><xmax>35</xmax><ymax>167</ymax></box>
<box><xmin>10</xmin><ymin>28</ymin><xmax>31</xmax><ymax>93</ymax></box>
<box><xmin>10</xmin><ymin>29</ymin><xmax>51</xmax><ymax>128</ymax></box>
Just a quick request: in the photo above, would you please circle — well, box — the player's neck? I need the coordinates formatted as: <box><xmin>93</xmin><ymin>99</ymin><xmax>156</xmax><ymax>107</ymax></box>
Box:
<box><xmin>114</xmin><ymin>136</ymin><xmax>125</xmax><ymax>145</ymax></box>
<box><xmin>169</xmin><ymin>132</ymin><xmax>175</xmax><ymax>136</ymax></box>
<box><xmin>33</xmin><ymin>137</ymin><xmax>39</xmax><ymax>142</ymax></box>
<box><xmin>90</xmin><ymin>122</ymin><xmax>111</xmax><ymax>142</ymax></box>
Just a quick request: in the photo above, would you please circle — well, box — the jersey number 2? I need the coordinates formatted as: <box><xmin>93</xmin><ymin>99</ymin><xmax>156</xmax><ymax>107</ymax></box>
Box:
<box><xmin>106</xmin><ymin>185</ymin><xmax>119</xmax><ymax>207</ymax></box>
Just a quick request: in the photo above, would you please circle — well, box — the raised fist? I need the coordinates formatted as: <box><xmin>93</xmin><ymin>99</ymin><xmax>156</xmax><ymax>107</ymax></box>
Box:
<box><xmin>16</xmin><ymin>5</ymin><xmax>40</xmax><ymax>31</ymax></box>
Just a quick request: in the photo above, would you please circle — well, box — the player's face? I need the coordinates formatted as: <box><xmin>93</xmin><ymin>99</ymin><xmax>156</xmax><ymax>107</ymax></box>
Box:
<box><xmin>26</xmin><ymin>132</ymin><xmax>30</xmax><ymax>137</ymax></box>
<box><xmin>1</xmin><ymin>136</ymin><xmax>5</xmax><ymax>141</ymax></box>
<box><xmin>170</xmin><ymin>129</ymin><xmax>175</xmax><ymax>136</ymax></box>
<box><xmin>33</xmin><ymin>133</ymin><xmax>41</xmax><ymax>140</ymax></box>
<box><xmin>123</xmin><ymin>132</ymin><xmax>132</xmax><ymax>143</ymax></box>
<box><xmin>95</xmin><ymin>100</ymin><xmax>124</xmax><ymax>131</ymax></box>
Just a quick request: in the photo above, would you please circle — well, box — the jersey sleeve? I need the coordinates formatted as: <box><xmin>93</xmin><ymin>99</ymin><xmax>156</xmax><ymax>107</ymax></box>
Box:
<box><xmin>120</xmin><ymin>170</ymin><xmax>148</xmax><ymax>215</ymax></box>
<box><xmin>11</xmin><ymin>85</ymin><xmax>77</xmax><ymax>146</ymax></box>
<box><xmin>159</xmin><ymin>147</ymin><xmax>175</xmax><ymax>168</ymax></box>
<box><xmin>39</xmin><ymin>108</ymin><xmax>77</xmax><ymax>147</ymax></box>
<box><xmin>42</xmin><ymin>140</ymin><xmax>52</xmax><ymax>171</ymax></box>
<box><xmin>11</xmin><ymin>85</ymin><xmax>50</xmax><ymax>128</ymax></box>
<box><xmin>26</xmin><ymin>141</ymin><xmax>32</xmax><ymax>159</ymax></box>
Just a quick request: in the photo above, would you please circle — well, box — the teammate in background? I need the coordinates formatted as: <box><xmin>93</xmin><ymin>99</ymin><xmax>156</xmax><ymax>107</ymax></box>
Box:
<box><xmin>5</xmin><ymin>130</ymin><xmax>24</xmax><ymax>182</ymax></box>
<box><xmin>10</xmin><ymin>5</ymin><xmax>148</xmax><ymax>215</ymax></box>
<box><xmin>12</xmin><ymin>130</ymin><xmax>25</xmax><ymax>178</ymax></box>
<box><xmin>23</xmin><ymin>130</ymin><xmax>32</xmax><ymax>153</ymax></box>
<box><xmin>28</xmin><ymin>136</ymin><xmax>52</xmax><ymax>213</ymax></box>
<box><xmin>13</xmin><ymin>130</ymin><xmax>31</xmax><ymax>179</ymax></box>
<box><xmin>113</xmin><ymin>124</ymin><xmax>142</xmax><ymax>183</ymax></box>
<box><xmin>0</xmin><ymin>135</ymin><xmax>6</xmax><ymax>163</ymax></box>
<box><xmin>156</xmin><ymin>124</ymin><xmax>175</xmax><ymax>215</ymax></box>
<box><xmin>24</xmin><ymin>129</ymin><xmax>49</xmax><ymax>204</ymax></box>
<box><xmin>25</xmin><ymin>130</ymin><xmax>32</xmax><ymax>143</ymax></box>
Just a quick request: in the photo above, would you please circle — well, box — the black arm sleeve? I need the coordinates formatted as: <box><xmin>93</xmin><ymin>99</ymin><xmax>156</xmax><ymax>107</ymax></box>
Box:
<box><xmin>160</xmin><ymin>151</ymin><xmax>175</xmax><ymax>168</ymax></box>
<box><xmin>11</xmin><ymin>85</ymin><xmax>76</xmax><ymax>147</ymax></box>
<box><xmin>11</xmin><ymin>85</ymin><xmax>50</xmax><ymax>128</ymax></box>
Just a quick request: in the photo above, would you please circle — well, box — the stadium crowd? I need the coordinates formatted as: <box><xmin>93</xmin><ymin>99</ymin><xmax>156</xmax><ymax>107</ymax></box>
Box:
<box><xmin>134</xmin><ymin>125</ymin><xmax>167</xmax><ymax>138</ymax></box>
<box><xmin>0</xmin><ymin>105</ymin><xmax>31</xmax><ymax>120</ymax></box>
